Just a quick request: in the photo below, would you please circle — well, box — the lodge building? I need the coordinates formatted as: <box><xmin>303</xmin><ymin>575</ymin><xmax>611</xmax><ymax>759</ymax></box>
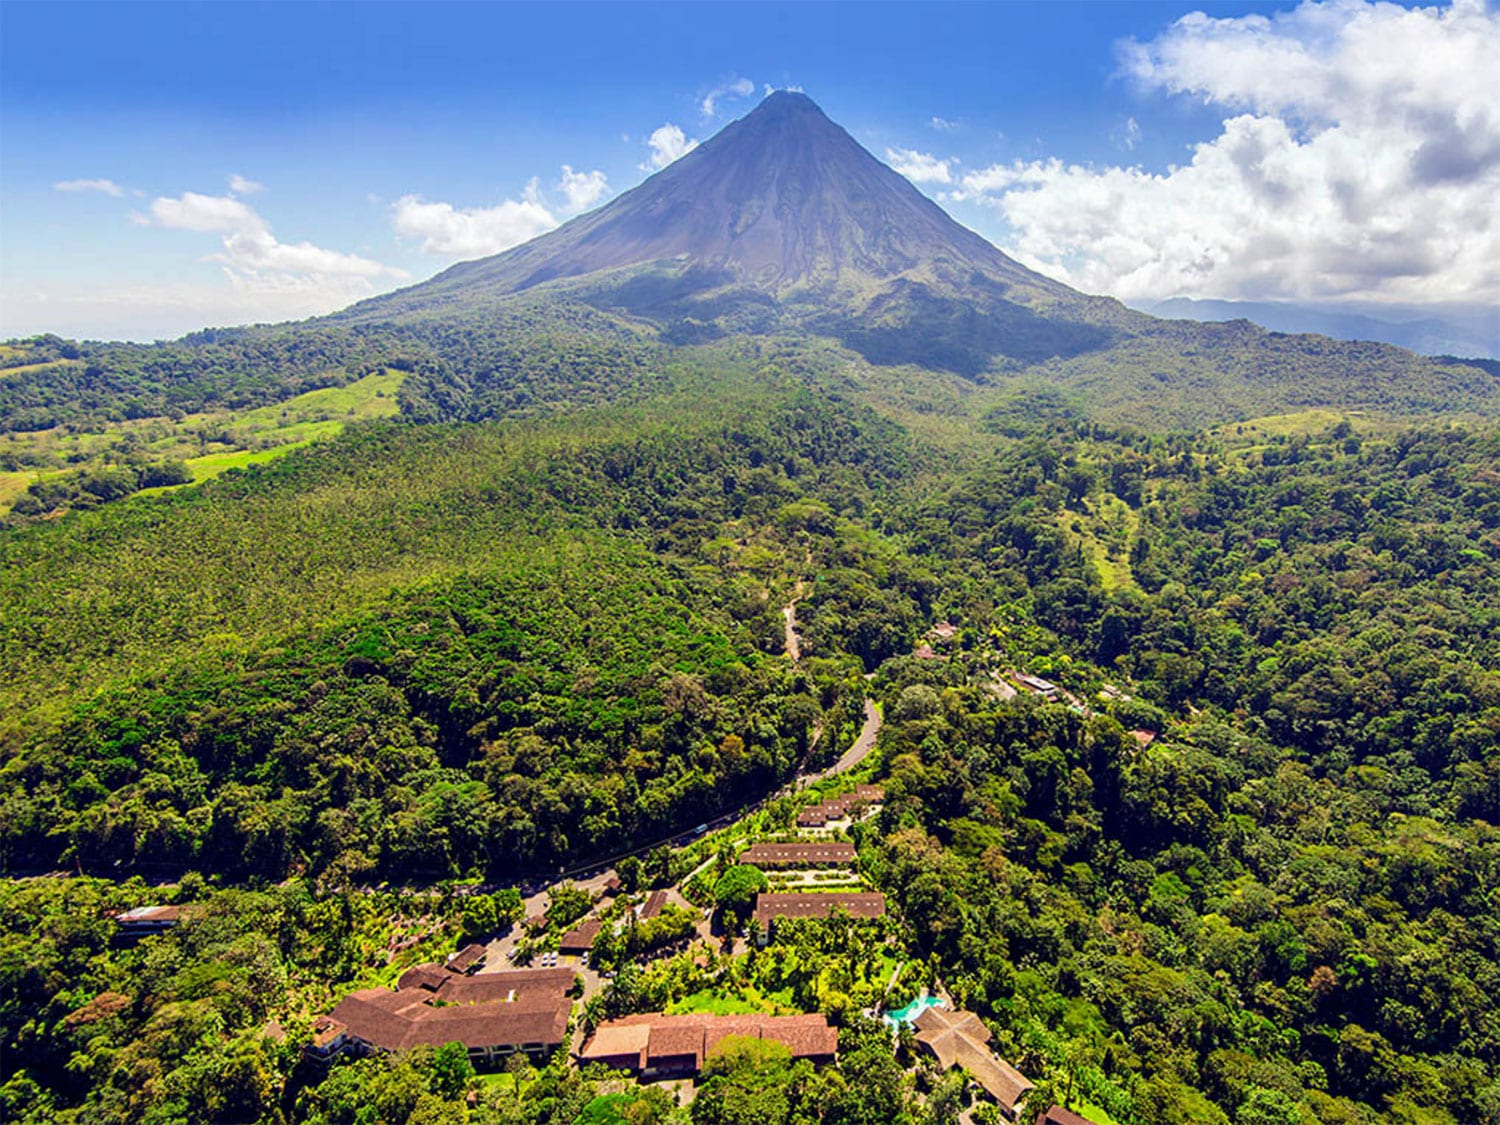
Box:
<box><xmin>580</xmin><ymin>1012</ymin><xmax>837</xmax><ymax>1077</ymax></box>
<box><xmin>306</xmin><ymin>967</ymin><xmax>576</xmax><ymax>1068</ymax></box>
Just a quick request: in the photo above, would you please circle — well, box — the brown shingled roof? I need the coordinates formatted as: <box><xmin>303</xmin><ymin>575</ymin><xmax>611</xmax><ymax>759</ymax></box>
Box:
<box><xmin>914</xmin><ymin>1005</ymin><xmax>1032</xmax><ymax>1110</ymax></box>
<box><xmin>320</xmin><ymin>968</ymin><xmax>575</xmax><ymax>1056</ymax></box>
<box><xmin>739</xmin><ymin>842</ymin><xmax>857</xmax><ymax>867</ymax></box>
<box><xmin>639</xmin><ymin>890</ymin><xmax>669</xmax><ymax>919</ymax></box>
<box><xmin>559</xmin><ymin>918</ymin><xmax>601</xmax><ymax>953</ymax></box>
<box><xmin>581</xmin><ymin>1012</ymin><xmax>837</xmax><ymax>1074</ymax></box>
<box><xmin>397</xmin><ymin>963</ymin><xmax>448</xmax><ymax>992</ymax></box>
<box><xmin>796</xmin><ymin>786</ymin><xmax>884</xmax><ymax>826</ymax></box>
<box><xmin>752</xmin><ymin>892</ymin><xmax>885</xmax><ymax>929</ymax></box>
<box><xmin>447</xmin><ymin>943</ymin><xmax>487</xmax><ymax>973</ymax></box>
<box><xmin>1037</xmin><ymin>1108</ymin><xmax>1102</xmax><ymax>1125</ymax></box>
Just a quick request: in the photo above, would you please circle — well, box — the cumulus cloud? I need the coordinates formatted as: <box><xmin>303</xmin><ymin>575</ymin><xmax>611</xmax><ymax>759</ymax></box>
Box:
<box><xmin>54</xmin><ymin>178</ymin><xmax>124</xmax><ymax>196</ymax></box>
<box><xmin>142</xmin><ymin>191</ymin><xmax>265</xmax><ymax>233</ymax></box>
<box><xmin>139</xmin><ymin>190</ymin><xmax>406</xmax><ymax>297</ymax></box>
<box><xmin>557</xmin><ymin>165</ymin><xmax>610</xmax><ymax>214</ymax></box>
<box><xmin>642</xmin><ymin>123</ymin><xmax>698</xmax><ymax>171</ymax></box>
<box><xmin>391</xmin><ymin>163</ymin><xmax>612</xmax><ymax>258</ymax></box>
<box><xmin>955</xmin><ymin>0</ymin><xmax>1500</xmax><ymax>305</ymax></box>
<box><xmin>392</xmin><ymin>193</ymin><xmax>558</xmax><ymax>257</ymax></box>
<box><xmin>886</xmin><ymin>147</ymin><xmax>953</xmax><ymax>184</ymax></box>
<box><xmin>701</xmin><ymin>76</ymin><xmax>756</xmax><ymax>118</ymax></box>
<box><xmin>228</xmin><ymin>173</ymin><xmax>265</xmax><ymax>195</ymax></box>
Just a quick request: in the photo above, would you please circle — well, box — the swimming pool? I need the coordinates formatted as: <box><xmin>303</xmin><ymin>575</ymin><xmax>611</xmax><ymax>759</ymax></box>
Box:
<box><xmin>884</xmin><ymin>993</ymin><xmax>944</xmax><ymax>1026</ymax></box>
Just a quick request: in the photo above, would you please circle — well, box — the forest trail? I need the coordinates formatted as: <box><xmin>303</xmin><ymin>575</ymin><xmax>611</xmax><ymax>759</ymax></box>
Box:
<box><xmin>783</xmin><ymin>579</ymin><xmax>807</xmax><ymax>662</ymax></box>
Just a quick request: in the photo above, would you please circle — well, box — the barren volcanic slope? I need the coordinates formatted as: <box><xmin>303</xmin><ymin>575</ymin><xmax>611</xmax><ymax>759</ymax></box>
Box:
<box><xmin>355</xmin><ymin>92</ymin><xmax>1091</xmax><ymax>312</ymax></box>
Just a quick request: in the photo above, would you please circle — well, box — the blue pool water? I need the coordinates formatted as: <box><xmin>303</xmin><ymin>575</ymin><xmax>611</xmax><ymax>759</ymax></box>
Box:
<box><xmin>884</xmin><ymin>994</ymin><xmax>944</xmax><ymax>1026</ymax></box>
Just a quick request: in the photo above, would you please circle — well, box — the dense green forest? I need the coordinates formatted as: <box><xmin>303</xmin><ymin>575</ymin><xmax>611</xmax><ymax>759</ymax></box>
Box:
<box><xmin>3</xmin><ymin>329</ymin><xmax>1499</xmax><ymax>1124</ymax></box>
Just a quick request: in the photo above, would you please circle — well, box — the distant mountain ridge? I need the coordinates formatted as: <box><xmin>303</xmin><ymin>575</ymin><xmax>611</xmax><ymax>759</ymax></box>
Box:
<box><xmin>1140</xmin><ymin>297</ymin><xmax>1499</xmax><ymax>361</ymax></box>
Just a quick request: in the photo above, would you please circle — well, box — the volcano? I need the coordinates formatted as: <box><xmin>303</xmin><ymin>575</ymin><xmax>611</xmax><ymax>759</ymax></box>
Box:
<box><xmin>344</xmin><ymin>92</ymin><xmax>1136</xmax><ymax>372</ymax></box>
<box><xmin>329</xmin><ymin>91</ymin><xmax>1494</xmax><ymax>410</ymax></box>
<box><xmin>406</xmin><ymin>92</ymin><xmax>1073</xmax><ymax>301</ymax></box>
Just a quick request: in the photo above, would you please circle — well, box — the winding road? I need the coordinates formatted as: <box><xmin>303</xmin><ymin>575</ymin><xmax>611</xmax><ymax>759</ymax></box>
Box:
<box><xmin>806</xmin><ymin>698</ymin><xmax>881</xmax><ymax>783</ymax></box>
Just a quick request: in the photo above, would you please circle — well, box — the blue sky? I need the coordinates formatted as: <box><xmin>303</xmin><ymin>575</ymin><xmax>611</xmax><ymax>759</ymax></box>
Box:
<box><xmin>2</xmin><ymin>0</ymin><xmax>1495</xmax><ymax>340</ymax></box>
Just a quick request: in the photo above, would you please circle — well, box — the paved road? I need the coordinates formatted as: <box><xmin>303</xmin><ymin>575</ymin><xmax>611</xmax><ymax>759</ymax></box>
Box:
<box><xmin>806</xmin><ymin>698</ymin><xmax>882</xmax><ymax>783</ymax></box>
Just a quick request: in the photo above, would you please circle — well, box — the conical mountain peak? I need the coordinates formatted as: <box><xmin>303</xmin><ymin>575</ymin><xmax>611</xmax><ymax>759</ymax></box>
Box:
<box><xmin>362</xmin><ymin>92</ymin><xmax>1081</xmax><ymax>316</ymax></box>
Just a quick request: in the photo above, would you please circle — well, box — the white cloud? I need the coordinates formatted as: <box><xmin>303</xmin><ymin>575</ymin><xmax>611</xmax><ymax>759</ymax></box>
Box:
<box><xmin>642</xmin><ymin>123</ymin><xmax>699</xmax><ymax>171</ymax></box>
<box><xmin>228</xmin><ymin>173</ymin><xmax>265</xmax><ymax>195</ymax></box>
<box><xmin>392</xmin><ymin>194</ymin><xmax>558</xmax><ymax>257</ymax></box>
<box><xmin>953</xmin><ymin>0</ymin><xmax>1500</xmax><ymax>306</ymax></box>
<box><xmin>886</xmin><ymin>147</ymin><xmax>953</xmax><ymax>185</ymax></box>
<box><xmin>930</xmin><ymin>116</ymin><xmax>961</xmax><ymax>133</ymax></box>
<box><xmin>1114</xmin><ymin>116</ymin><xmax>1142</xmax><ymax>151</ymax></box>
<box><xmin>391</xmin><ymin>163</ymin><xmax>613</xmax><ymax>258</ymax></box>
<box><xmin>54</xmin><ymin>178</ymin><xmax>124</xmax><ymax>196</ymax></box>
<box><xmin>144</xmin><ymin>191</ymin><xmax>265</xmax><ymax>233</ymax></box>
<box><xmin>212</xmin><ymin>230</ymin><xmax>401</xmax><ymax>280</ymax></box>
<box><xmin>139</xmin><ymin>190</ymin><xmax>406</xmax><ymax>301</ymax></box>
<box><xmin>701</xmin><ymin>76</ymin><xmax>756</xmax><ymax>118</ymax></box>
<box><xmin>557</xmin><ymin>165</ymin><xmax>610</xmax><ymax>214</ymax></box>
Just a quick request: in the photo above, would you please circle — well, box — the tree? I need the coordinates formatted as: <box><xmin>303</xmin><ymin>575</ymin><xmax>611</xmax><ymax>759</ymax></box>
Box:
<box><xmin>616</xmin><ymin>855</ymin><xmax>643</xmax><ymax>893</ymax></box>
<box><xmin>713</xmin><ymin>865</ymin><xmax>769</xmax><ymax>930</ymax></box>
<box><xmin>426</xmin><ymin>1041</ymin><xmax>474</xmax><ymax>1099</ymax></box>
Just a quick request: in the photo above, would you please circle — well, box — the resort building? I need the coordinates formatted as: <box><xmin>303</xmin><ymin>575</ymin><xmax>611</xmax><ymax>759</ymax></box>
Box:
<box><xmin>738</xmin><ymin>841</ymin><xmax>857</xmax><ymax>868</ymax></box>
<box><xmin>796</xmin><ymin>785</ymin><xmax>884</xmax><ymax>829</ymax></box>
<box><xmin>913</xmin><ymin>1005</ymin><xmax>1033</xmax><ymax>1120</ymax></box>
<box><xmin>580</xmin><ymin>1012</ymin><xmax>837</xmax><ymax>1077</ymax></box>
<box><xmin>558</xmin><ymin>918</ymin><xmax>602</xmax><ymax>955</ymax></box>
<box><xmin>114</xmin><ymin>905</ymin><xmax>184</xmax><ymax>936</ymax></box>
<box><xmin>751</xmin><ymin>892</ymin><xmax>885</xmax><ymax>943</ymax></box>
<box><xmin>1036</xmin><ymin>1108</ymin><xmax>1103</xmax><ymax>1125</ymax></box>
<box><xmin>445</xmin><ymin>943</ymin><xmax>487</xmax><ymax>974</ymax></box>
<box><xmin>306</xmin><ymin>967</ymin><xmax>576</xmax><ymax>1068</ymax></box>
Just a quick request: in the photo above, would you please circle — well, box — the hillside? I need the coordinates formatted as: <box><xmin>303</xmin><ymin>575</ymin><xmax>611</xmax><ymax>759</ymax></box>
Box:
<box><xmin>3</xmin><ymin>90</ymin><xmax>1500</xmax><ymax>1125</ymax></box>
<box><xmin>3</xmin><ymin>93</ymin><xmax>1497</xmax><ymax>460</ymax></box>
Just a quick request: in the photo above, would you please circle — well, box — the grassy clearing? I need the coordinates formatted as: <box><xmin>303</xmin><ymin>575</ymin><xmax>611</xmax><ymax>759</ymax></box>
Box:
<box><xmin>229</xmin><ymin>369</ymin><xmax>405</xmax><ymax>431</ymax></box>
<box><xmin>0</xmin><ymin>359</ymin><xmax>82</xmax><ymax>379</ymax></box>
<box><xmin>1061</xmin><ymin>491</ymin><xmax>1138</xmax><ymax>592</ymax></box>
<box><xmin>1212</xmin><ymin>407</ymin><xmax>1354</xmax><ymax>440</ymax></box>
<box><xmin>2</xmin><ymin>369</ymin><xmax>406</xmax><ymax>513</ymax></box>
<box><xmin>0</xmin><ymin>470</ymin><xmax>36</xmax><ymax>509</ymax></box>
<box><xmin>667</xmin><ymin>985</ymin><xmax>793</xmax><ymax>1016</ymax></box>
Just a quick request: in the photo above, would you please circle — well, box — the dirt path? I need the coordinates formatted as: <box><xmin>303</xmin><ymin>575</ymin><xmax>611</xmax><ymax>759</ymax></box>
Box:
<box><xmin>783</xmin><ymin>602</ymin><xmax>801</xmax><ymax>662</ymax></box>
